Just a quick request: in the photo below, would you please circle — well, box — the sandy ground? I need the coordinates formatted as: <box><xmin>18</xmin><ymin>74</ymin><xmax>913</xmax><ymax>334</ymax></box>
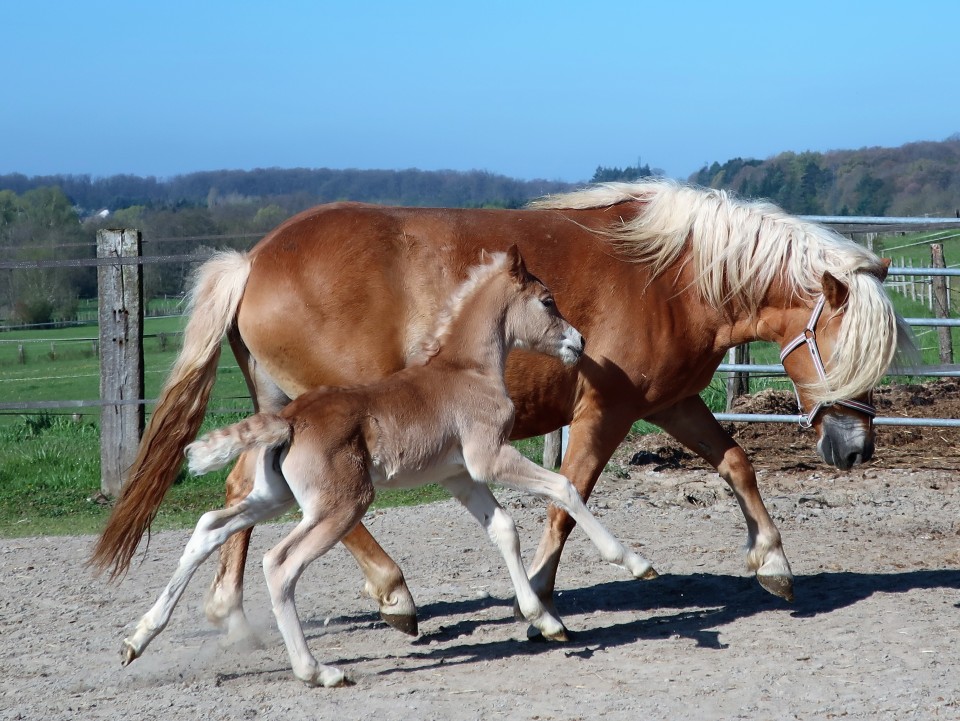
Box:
<box><xmin>2</xmin><ymin>445</ymin><xmax>959</xmax><ymax>721</ymax></box>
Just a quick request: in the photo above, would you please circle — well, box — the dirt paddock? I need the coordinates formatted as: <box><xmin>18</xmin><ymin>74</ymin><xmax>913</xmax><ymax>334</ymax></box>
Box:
<box><xmin>2</xmin><ymin>384</ymin><xmax>958</xmax><ymax>720</ymax></box>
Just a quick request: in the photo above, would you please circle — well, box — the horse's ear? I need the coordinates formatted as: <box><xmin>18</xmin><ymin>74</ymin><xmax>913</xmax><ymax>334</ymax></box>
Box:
<box><xmin>506</xmin><ymin>243</ymin><xmax>527</xmax><ymax>282</ymax></box>
<box><xmin>874</xmin><ymin>257</ymin><xmax>892</xmax><ymax>282</ymax></box>
<box><xmin>822</xmin><ymin>271</ymin><xmax>849</xmax><ymax>309</ymax></box>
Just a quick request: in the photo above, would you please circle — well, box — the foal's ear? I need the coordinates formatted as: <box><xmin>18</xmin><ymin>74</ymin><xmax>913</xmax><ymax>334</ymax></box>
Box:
<box><xmin>821</xmin><ymin>271</ymin><xmax>849</xmax><ymax>309</ymax></box>
<box><xmin>506</xmin><ymin>243</ymin><xmax>528</xmax><ymax>282</ymax></box>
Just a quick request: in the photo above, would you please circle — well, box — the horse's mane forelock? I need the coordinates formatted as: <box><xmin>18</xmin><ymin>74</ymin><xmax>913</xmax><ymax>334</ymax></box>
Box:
<box><xmin>409</xmin><ymin>252</ymin><xmax>509</xmax><ymax>365</ymax></box>
<box><xmin>531</xmin><ymin>179</ymin><xmax>912</xmax><ymax>404</ymax></box>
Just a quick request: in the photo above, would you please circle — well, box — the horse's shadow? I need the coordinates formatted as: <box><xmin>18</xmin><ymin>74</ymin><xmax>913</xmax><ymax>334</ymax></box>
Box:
<box><xmin>316</xmin><ymin>568</ymin><xmax>960</xmax><ymax>674</ymax></box>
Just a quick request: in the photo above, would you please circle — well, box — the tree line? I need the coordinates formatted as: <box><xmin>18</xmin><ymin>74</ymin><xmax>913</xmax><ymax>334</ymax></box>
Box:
<box><xmin>0</xmin><ymin>167</ymin><xmax>578</xmax><ymax>217</ymax></box>
<box><xmin>4</xmin><ymin>136</ymin><xmax>958</xmax><ymax>326</ymax></box>
<box><xmin>693</xmin><ymin>135</ymin><xmax>960</xmax><ymax>217</ymax></box>
<box><xmin>0</xmin><ymin>168</ymin><xmax>587</xmax><ymax>325</ymax></box>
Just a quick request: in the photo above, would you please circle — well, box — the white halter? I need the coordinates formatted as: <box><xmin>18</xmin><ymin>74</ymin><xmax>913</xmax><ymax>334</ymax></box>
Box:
<box><xmin>778</xmin><ymin>294</ymin><xmax>877</xmax><ymax>429</ymax></box>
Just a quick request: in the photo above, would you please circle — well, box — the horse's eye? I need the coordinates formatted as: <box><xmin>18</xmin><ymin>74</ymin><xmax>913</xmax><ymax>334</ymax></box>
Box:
<box><xmin>540</xmin><ymin>297</ymin><xmax>555</xmax><ymax>309</ymax></box>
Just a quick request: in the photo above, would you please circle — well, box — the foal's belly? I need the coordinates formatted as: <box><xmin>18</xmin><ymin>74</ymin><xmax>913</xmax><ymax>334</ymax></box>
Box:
<box><xmin>369</xmin><ymin>449</ymin><xmax>466</xmax><ymax>490</ymax></box>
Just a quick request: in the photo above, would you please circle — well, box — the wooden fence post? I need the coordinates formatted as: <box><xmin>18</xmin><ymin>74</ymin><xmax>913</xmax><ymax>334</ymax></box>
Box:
<box><xmin>726</xmin><ymin>344</ymin><xmax>750</xmax><ymax>412</ymax></box>
<box><xmin>931</xmin><ymin>243</ymin><xmax>954</xmax><ymax>365</ymax></box>
<box><xmin>97</xmin><ymin>229</ymin><xmax>144</xmax><ymax>497</ymax></box>
<box><xmin>543</xmin><ymin>430</ymin><xmax>563</xmax><ymax>469</ymax></box>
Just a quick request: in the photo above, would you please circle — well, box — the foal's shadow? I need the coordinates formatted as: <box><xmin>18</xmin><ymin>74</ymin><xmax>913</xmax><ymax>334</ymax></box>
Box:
<box><xmin>321</xmin><ymin>568</ymin><xmax>960</xmax><ymax>674</ymax></box>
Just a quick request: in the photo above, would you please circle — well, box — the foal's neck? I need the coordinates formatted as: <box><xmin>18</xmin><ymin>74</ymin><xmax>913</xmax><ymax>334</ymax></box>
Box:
<box><xmin>432</xmin><ymin>279</ymin><xmax>511</xmax><ymax>375</ymax></box>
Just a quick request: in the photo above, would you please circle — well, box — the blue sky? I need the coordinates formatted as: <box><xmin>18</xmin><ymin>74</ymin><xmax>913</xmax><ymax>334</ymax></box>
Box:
<box><xmin>3</xmin><ymin>1</ymin><xmax>958</xmax><ymax>183</ymax></box>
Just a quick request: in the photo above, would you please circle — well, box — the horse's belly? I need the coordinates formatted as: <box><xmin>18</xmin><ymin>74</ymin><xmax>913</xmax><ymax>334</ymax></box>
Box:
<box><xmin>370</xmin><ymin>449</ymin><xmax>465</xmax><ymax>490</ymax></box>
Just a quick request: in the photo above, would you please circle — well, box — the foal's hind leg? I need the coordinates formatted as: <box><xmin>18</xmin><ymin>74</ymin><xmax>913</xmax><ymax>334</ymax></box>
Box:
<box><xmin>263</xmin><ymin>460</ymin><xmax>373</xmax><ymax>687</ymax></box>
<box><xmin>124</xmin><ymin>452</ymin><xmax>294</xmax><ymax>665</ymax></box>
<box><xmin>442</xmin><ymin>475</ymin><xmax>568</xmax><ymax>641</ymax></box>
<box><xmin>648</xmin><ymin>396</ymin><xmax>793</xmax><ymax>601</ymax></box>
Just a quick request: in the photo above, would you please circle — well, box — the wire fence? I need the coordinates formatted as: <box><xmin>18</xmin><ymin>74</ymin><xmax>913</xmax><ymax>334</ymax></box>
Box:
<box><xmin>1</xmin><ymin>219</ymin><xmax>958</xmax><ymax>428</ymax></box>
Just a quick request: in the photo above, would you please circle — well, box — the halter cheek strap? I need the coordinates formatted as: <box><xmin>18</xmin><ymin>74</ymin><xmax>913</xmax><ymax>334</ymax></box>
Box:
<box><xmin>778</xmin><ymin>294</ymin><xmax>877</xmax><ymax>429</ymax></box>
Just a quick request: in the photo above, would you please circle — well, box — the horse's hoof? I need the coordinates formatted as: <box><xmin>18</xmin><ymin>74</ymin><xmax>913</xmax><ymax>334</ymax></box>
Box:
<box><xmin>640</xmin><ymin>566</ymin><xmax>659</xmax><ymax>581</ymax></box>
<box><xmin>120</xmin><ymin>640</ymin><xmax>138</xmax><ymax>666</ymax></box>
<box><xmin>381</xmin><ymin>612</ymin><xmax>419</xmax><ymax>637</ymax></box>
<box><xmin>757</xmin><ymin>573</ymin><xmax>794</xmax><ymax>602</ymax></box>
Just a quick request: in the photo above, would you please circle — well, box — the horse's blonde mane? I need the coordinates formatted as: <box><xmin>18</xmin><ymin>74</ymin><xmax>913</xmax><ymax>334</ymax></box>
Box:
<box><xmin>410</xmin><ymin>252</ymin><xmax>509</xmax><ymax>365</ymax></box>
<box><xmin>531</xmin><ymin>179</ymin><xmax>911</xmax><ymax>404</ymax></box>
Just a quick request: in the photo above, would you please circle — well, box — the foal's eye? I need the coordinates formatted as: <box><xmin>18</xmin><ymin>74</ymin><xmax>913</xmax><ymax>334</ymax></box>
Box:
<box><xmin>540</xmin><ymin>297</ymin><xmax>555</xmax><ymax>309</ymax></box>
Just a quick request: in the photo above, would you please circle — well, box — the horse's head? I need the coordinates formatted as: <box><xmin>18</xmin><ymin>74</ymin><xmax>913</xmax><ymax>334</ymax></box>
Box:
<box><xmin>503</xmin><ymin>244</ymin><xmax>584</xmax><ymax>366</ymax></box>
<box><xmin>775</xmin><ymin>261</ymin><xmax>898</xmax><ymax>470</ymax></box>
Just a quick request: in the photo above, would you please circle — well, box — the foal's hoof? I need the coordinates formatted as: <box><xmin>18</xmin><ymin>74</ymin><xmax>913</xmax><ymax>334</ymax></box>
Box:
<box><xmin>120</xmin><ymin>640</ymin><xmax>139</xmax><ymax>666</ymax></box>
<box><xmin>527</xmin><ymin>624</ymin><xmax>570</xmax><ymax>643</ymax></box>
<box><xmin>640</xmin><ymin>566</ymin><xmax>659</xmax><ymax>581</ymax></box>
<box><xmin>757</xmin><ymin>573</ymin><xmax>794</xmax><ymax>602</ymax></box>
<box><xmin>381</xmin><ymin>612</ymin><xmax>419</xmax><ymax>637</ymax></box>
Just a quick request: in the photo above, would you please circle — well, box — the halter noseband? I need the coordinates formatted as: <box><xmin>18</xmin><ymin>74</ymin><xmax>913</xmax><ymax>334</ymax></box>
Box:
<box><xmin>778</xmin><ymin>294</ymin><xmax>877</xmax><ymax>429</ymax></box>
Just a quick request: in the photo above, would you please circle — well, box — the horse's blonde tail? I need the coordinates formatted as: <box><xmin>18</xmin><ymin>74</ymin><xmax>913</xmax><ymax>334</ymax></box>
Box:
<box><xmin>187</xmin><ymin>414</ymin><xmax>292</xmax><ymax>475</ymax></box>
<box><xmin>90</xmin><ymin>251</ymin><xmax>252</xmax><ymax>580</ymax></box>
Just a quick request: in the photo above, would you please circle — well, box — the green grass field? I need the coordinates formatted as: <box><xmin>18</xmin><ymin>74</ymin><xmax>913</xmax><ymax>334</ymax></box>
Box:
<box><xmin>0</xmin><ymin>233</ymin><xmax>955</xmax><ymax>537</ymax></box>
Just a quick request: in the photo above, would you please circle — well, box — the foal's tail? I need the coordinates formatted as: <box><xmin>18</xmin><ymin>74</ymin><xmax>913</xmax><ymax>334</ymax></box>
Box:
<box><xmin>90</xmin><ymin>251</ymin><xmax>252</xmax><ymax>579</ymax></box>
<box><xmin>186</xmin><ymin>414</ymin><xmax>292</xmax><ymax>475</ymax></box>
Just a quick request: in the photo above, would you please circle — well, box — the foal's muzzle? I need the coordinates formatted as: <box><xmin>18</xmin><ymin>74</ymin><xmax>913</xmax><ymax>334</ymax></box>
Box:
<box><xmin>560</xmin><ymin>327</ymin><xmax>585</xmax><ymax>365</ymax></box>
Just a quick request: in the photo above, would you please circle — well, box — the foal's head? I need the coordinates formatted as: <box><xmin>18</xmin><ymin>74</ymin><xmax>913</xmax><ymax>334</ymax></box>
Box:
<box><xmin>501</xmin><ymin>244</ymin><xmax>584</xmax><ymax>366</ymax></box>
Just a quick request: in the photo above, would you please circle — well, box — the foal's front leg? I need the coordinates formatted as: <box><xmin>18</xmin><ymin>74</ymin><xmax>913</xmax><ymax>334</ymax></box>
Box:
<box><xmin>467</xmin><ymin>444</ymin><xmax>658</xmax><ymax>581</ymax></box>
<box><xmin>442</xmin><ymin>474</ymin><xmax>568</xmax><ymax>641</ymax></box>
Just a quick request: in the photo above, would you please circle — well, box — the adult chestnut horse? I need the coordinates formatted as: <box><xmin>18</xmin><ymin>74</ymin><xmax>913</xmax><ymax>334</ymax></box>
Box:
<box><xmin>92</xmin><ymin>180</ymin><xmax>907</xmax><ymax>642</ymax></box>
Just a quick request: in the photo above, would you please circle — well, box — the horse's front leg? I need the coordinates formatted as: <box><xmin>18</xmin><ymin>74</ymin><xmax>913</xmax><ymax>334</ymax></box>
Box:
<box><xmin>441</xmin><ymin>474</ymin><xmax>568</xmax><ymax>641</ymax></box>
<box><xmin>525</xmin><ymin>404</ymin><xmax>638</xmax><ymax>611</ymax></box>
<box><xmin>647</xmin><ymin>395</ymin><xmax>794</xmax><ymax>601</ymax></box>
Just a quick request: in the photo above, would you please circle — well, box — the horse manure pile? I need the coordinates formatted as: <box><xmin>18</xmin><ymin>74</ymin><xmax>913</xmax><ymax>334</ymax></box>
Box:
<box><xmin>617</xmin><ymin>379</ymin><xmax>959</xmax><ymax>475</ymax></box>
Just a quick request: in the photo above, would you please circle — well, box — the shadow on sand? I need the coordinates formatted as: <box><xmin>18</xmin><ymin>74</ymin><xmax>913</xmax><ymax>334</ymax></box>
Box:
<box><xmin>314</xmin><ymin>568</ymin><xmax>960</xmax><ymax>674</ymax></box>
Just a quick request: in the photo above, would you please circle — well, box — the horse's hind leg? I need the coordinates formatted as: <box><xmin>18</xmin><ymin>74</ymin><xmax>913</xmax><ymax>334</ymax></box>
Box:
<box><xmin>341</xmin><ymin>523</ymin><xmax>419</xmax><ymax>635</ymax></box>
<box><xmin>205</xmin><ymin>344</ymin><xmax>286</xmax><ymax>645</ymax></box>
<box><xmin>124</xmin><ymin>451</ymin><xmax>294</xmax><ymax>664</ymax></box>
<box><xmin>648</xmin><ymin>396</ymin><xmax>793</xmax><ymax>601</ymax></box>
<box><xmin>204</xmin><ymin>451</ymin><xmax>262</xmax><ymax>647</ymax></box>
<box><xmin>208</xmin><ymin>461</ymin><xmax>418</xmax><ymax>641</ymax></box>
<box><xmin>442</xmin><ymin>475</ymin><xmax>568</xmax><ymax>641</ymax></box>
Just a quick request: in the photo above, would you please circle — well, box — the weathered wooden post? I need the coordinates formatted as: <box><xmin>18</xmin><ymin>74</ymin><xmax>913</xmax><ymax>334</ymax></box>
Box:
<box><xmin>931</xmin><ymin>243</ymin><xmax>954</xmax><ymax>365</ymax></box>
<box><xmin>726</xmin><ymin>344</ymin><xmax>750</xmax><ymax>412</ymax></box>
<box><xmin>543</xmin><ymin>430</ymin><xmax>563</xmax><ymax>469</ymax></box>
<box><xmin>97</xmin><ymin>229</ymin><xmax>144</xmax><ymax>497</ymax></box>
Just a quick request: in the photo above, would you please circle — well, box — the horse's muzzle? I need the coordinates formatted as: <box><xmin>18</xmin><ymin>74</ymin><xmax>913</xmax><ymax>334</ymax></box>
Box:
<box><xmin>816</xmin><ymin>412</ymin><xmax>875</xmax><ymax>470</ymax></box>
